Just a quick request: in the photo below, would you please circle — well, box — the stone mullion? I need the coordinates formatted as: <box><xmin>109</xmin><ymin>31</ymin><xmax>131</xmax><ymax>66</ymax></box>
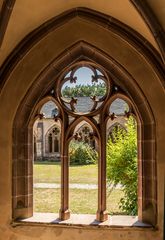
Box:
<box><xmin>96</xmin><ymin>122</ymin><xmax>108</xmax><ymax>221</ymax></box>
<box><xmin>59</xmin><ymin>114</ymin><xmax>70</xmax><ymax>220</ymax></box>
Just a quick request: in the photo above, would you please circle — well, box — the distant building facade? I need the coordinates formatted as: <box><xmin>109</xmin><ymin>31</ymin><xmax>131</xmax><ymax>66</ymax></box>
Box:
<box><xmin>33</xmin><ymin>99</ymin><xmax>128</xmax><ymax>161</ymax></box>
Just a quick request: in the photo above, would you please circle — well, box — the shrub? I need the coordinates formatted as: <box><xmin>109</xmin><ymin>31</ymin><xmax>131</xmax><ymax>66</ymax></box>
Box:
<box><xmin>69</xmin><ymin>141</ymin><xmax>98</xmax><ymax>165</ymax></box>
<box><xmin>106</xmin><ymin>117</ymin><xmax>138</xmax><ymax>215</ymax></box>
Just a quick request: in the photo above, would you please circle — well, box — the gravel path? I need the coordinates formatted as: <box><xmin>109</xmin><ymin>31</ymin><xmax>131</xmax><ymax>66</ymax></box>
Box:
<box><xmin>34</xmin><ymin>183</ymin><xmax>122</xmax><ymax>189</ymax></box>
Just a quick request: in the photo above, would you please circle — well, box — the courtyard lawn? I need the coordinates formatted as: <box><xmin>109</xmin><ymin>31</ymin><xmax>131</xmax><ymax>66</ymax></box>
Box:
<box><xmin>34</xmin><ymin>188</ymin><xmax>124</xmax><ymax>215</ymax></box>
<box><xmin>34</xmin><ymin>162</ymin><xmax>98</xmax><ymax>184</ymax></box>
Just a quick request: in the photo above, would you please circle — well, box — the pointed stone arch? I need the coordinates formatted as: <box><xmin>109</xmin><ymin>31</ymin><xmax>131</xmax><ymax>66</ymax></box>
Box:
<box><xmin>12</xmin><ymin>36</ymin><xmax>157</xmax><ymax>224</ymax></box>
<box><xmin>1</xmin><ymin>7</ymin><xmax>164</xmax><ymax>92</ymax></box>
<box><xmin>45</xmin><ymin>124</ymin><xmax>61</xmax><ymax>155</ymax></box>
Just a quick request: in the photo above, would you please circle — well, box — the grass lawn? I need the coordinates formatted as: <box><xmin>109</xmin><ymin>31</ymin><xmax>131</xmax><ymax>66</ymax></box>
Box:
<box><xmin>34</xmin><ymin>162</ymin><xmax>98</xmax><ymax>184</ymax></box>
<box><xmin>34</xmin><ymin>162</ymin><xmax>126</xmax><ymax>215</ymax></box>
<box><xmin>34</xmin><ymin>188</ymin><xmax>124</xmax><ymax>215</ymax></box>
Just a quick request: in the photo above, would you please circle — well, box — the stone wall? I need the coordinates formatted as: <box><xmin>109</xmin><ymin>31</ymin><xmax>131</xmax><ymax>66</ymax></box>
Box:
<box><xmin>0</xmin><ymin>6</ymin><xmax>164</xmax><ymax>240</ymax></box>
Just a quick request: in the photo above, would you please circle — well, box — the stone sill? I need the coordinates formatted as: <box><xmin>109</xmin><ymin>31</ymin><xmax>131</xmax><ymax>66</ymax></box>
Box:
<box><xmin>13</xmin><ymin>213</ymin><xmax>153</xmax><ymax>230</ymax></box>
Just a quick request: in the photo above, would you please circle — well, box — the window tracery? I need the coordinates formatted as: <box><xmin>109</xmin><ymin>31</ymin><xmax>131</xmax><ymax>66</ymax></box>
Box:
<box><xmin>47</xmin><ymin>127</ymin><xmax>60</xmax><ymax>153</ymax></box>
<box><xmin>34</xmin><ymin>61</ymin><xmax>136</xmax><ymax>221</ymax></box>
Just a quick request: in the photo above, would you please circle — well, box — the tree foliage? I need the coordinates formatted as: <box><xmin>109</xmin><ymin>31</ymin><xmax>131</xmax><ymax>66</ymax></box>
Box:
<box><xmin>62</xmin><ymin>83</ymin><xmax>106</xmax><ymax>97</ymax></box>
<box><xmin>106</xmin><ymin>117</ymin><xmax>138</xmax><ymax>215</ymax></box>
<box><xmin>69</xmin><ymin>141</ymin><xmax>98</xmax><ymax>165</ymax></box>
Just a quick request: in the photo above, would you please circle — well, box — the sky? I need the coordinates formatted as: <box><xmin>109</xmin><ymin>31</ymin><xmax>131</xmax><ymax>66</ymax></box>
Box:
<box><xmin>62</xmin><ymin>67</ymin><xmax>104</xmax><ymax>89</ymax></box>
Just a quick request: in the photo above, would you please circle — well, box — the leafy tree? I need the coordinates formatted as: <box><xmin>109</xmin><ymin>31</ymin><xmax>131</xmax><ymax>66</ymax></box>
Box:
<box><xmin>106</xmin><ymin>117</ymin><xmax>137</xmax><ymax>215</ymax></box>
<box><xmin>62</xmin><ymin>83</ymin><xmax>106</xmax><ymax>98</ymax></box>
<box><xmin>69</xmin><ymin>141</ymin><xmax>98</xmax><ymax>165</ymax></box>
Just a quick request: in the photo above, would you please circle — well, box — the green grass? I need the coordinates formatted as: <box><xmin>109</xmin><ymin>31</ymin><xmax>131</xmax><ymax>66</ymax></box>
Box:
<box><xmin>34</xmin><ymin>162</ymin><xmax>98</xmax><ymax>184</ymax></box>
<box><xmin>34</xmin><ymin>162</ymin><xmax>125</xmax><ymax>215</ymax></box>
<box><xmin>34</xmin><ymin>188</ymin><xmax>124</xmax><ymax>215</ymax></box>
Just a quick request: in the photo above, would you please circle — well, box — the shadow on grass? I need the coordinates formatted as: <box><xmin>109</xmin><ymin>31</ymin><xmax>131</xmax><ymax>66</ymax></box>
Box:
<box><xmin>34</xmin><ymin>161</ymin><xmax>60</xmax><ymax>165</ymax></box>
<box><xmin>34</xmin><ymin>161</ymin><xmax>96</xmax><ymax>168</ymax></box>
<box><xmin>69</xmin><ymin>163</ymin><xmax>96</xmax><ymax>167</ymax></box>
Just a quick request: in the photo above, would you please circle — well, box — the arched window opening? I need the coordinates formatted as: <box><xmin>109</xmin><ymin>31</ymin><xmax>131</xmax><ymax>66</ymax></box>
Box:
<box><xmin>33</xmin><ymin>100</ymin><xmax>61</xmax><ymax>214</ymax></box>
<box><xmin>54</xmin><ymin>137</ymin><xmax>59</xmax><ymax>152</ymax></box>
<box><xmin>69</xmin><ymin>121</ymin><xmax>98</xmax><ymax>215</ymax></box>
<box><xmin>48</xmin><ymin>134</ymin><xmax>53</xmax><ymax>153</ymax></box>
<box><xmin>106</xmin><ymin>98</ymin><xmax>138</xmax><ymax>216</ymax></box>
<box><xmin>46</xmin><ymin>126</ymin><xmax>61</xmax><ymax>157</ymax></box>
<box><xmin>12</xmin><ymin>60</ymin><xmax>156</xmax><ymax>226</ymax></box>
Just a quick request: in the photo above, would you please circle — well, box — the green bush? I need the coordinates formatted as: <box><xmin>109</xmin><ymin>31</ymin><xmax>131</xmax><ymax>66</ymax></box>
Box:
<box><xmin>106</xmin><ymin>117</ymin><xmax>138</xmax><ymax>215</ymax></box>
<box><xmin>69</xmin><ymin>141</ymin><xmax>98</xmax><ymax>165</ymax></box>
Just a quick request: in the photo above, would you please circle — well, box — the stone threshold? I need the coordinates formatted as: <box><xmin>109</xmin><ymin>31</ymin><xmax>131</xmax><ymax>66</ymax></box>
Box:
<box><xmin>13</xmin><ymin>213</ymin><xmax>153</xmax><ymax>229</ymax></box>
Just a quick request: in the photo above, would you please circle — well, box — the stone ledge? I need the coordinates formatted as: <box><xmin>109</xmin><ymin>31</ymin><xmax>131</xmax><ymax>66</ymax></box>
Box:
<box><xmin>12</xmin><ymin>212</ymin><xmax>153</xmax><ymax>230</ymax></box>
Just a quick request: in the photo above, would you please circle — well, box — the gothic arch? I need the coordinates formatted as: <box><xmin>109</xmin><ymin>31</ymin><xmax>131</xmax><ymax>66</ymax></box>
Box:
<box><xmin>0</xmin><ymin>7</ymin><xmax>164</xmax><ymax>92</ymax></box>
<box><xmin>130</xmin><ymin>0</ymin><xmax>165</xmax><ymax>63</ymax></box>
<box><xmin>107</xmin><ymin>122</ymin><xmax>127</xmax><ymax>137</ymax></box>
<box><xmin>12</xmin><ymin>40</ymin><xmax>157</xmax><ymax>225</ymax></box>
<box><xmin>45</xmin><ymin>124</ymin><xmax>61</xmax><ymax>154</ymax></box>
<box><xmin>66</xmin><ymin>116</ymin><xmax>100</xmax><ymax>143</ymax></box>
<box><xmin>75</xmin><ymin>122</ymin><xmax>93</xmax><ymax>134</ymax></box>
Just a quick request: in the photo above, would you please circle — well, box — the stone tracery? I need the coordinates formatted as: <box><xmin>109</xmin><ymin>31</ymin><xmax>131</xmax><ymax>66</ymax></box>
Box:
<box><xmin>32</xmin><ymin>61</ymin><xmax>136</xmax><ymax>221</ymax></box>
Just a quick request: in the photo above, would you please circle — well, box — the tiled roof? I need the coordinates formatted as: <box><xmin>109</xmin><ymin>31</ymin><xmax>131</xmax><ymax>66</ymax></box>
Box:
<box><xmin>41</xmin><ymin>98</ymin><xmax>127</xmax><ymax>118</ymax></box>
